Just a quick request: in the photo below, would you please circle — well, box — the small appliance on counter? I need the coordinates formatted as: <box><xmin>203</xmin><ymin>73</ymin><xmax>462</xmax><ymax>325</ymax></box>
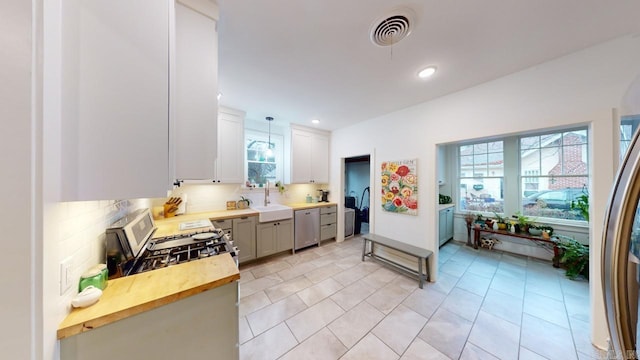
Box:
<box><xmin>105</xmin><ymin>208</ymin><xmax>237</xmax><ymax>278</ymax></box>
<box><xmin>317</xmin><ymin>189</ymin><xmax>330</xmax><ymax>202</ymax></box>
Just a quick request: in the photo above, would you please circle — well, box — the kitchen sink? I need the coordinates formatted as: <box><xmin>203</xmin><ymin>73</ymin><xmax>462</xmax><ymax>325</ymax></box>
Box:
<box><xmin>251</xmin><ymin>204</ymin><xmax>293</xmax><ymax>223</ymax></box>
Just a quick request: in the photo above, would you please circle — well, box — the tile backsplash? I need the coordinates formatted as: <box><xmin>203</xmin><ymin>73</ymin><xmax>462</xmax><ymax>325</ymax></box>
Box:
<box><xmin>167</xmin><ymin>183</ymin><xmax>329</xmax><ymax>213</ymax></box>
<box><xmin>52</xmin><ymin>198</ymin><xmax>151</xmax><ymax>308</ymax></box>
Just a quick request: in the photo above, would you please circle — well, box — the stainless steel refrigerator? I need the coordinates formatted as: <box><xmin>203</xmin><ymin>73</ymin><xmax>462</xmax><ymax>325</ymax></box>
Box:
<box><xmin>603</xmin><ymin>127</ymin><xmax>640</xmax><ymax>357</ymax></box>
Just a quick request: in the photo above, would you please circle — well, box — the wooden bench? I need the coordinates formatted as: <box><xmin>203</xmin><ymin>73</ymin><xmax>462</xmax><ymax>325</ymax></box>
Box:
<box><xmin>362</xmin><ymin>233</ymin><xmax>433</xmax><ymax>289</ymax></box>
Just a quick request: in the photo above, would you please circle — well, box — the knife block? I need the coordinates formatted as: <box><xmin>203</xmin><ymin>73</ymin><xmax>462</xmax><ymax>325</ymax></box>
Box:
<box><xmin>163</xmin><ymin>204</ymin><xmax>177</xmax><ymax>218</ymax></box>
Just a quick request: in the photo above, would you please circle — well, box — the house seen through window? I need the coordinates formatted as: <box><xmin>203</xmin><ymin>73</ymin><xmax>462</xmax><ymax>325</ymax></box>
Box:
<box><xmin>456</xmin><ymin>127</ymin><xmax>590</xmax><ymax>222</ymax></box>
<box><xmin>520</xmin><ymin>129</ymin><xmax>588</xmax><ymax>220</ymax></box>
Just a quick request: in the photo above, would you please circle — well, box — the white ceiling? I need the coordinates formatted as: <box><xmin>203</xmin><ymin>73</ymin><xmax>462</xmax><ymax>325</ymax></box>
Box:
<box><xmin>217</xmin><ymin>1</ymin><xmax>640</xmax><ymax>131</ymax></box>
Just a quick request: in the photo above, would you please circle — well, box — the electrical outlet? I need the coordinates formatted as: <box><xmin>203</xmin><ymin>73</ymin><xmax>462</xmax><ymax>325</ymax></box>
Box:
<box><xmin>60</xmin><ymin>257</ymin><xmax>73</xmax><ymax>295</ymax></box>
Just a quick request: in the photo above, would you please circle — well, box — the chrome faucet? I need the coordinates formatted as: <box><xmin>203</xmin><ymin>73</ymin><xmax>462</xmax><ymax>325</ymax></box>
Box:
<box><xmin>264</xmin><ymin>181</ymin><xmax>270</xmax><ymax>206</ymax></box>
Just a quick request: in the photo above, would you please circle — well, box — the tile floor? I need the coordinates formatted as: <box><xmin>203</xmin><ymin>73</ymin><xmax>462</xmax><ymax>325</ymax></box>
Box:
<box><xmin>238</xmin><ymin>235</ymin><xmax>602</xmax><ymax>360</ymax></box>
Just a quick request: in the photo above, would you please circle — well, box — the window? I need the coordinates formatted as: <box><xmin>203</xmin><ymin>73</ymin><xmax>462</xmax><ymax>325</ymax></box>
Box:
<box><xmin>621</xmin><ymin>115</ymin><xmax>640</xmax><ymax>163</ymax></box>
<box><xmin>245</xmin><ymin>130</ymin><xmax>283</xmax><ymax>187</ymax></box>
<box><xmin>459</xmin><ymin>141</ymin><xmax>504</xmax><ymax>213</ymax></box>
<box><xmin>520</xmin><ymin>129</ymin><xmax>588</xmax><ymax>220</ymax></box>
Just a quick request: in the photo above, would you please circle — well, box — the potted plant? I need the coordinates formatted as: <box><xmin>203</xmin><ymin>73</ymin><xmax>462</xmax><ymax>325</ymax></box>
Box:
<box><xmin>493</xmin><ymin>212</ymin><xmax>508</xmax><ymax>230</ymax></box>
<box><xmin>571</xmin><ymin>190</ymin><xmax>589</xmax><ymax>222</ymax></box>
<box><xmin>512</xmin><ymin>211</ymin><xmax>531</xmax><ymax>233</ymax></box>
<box><xmin>237</xmin><ymin>196</ymin><xmax>252</xmax><ymax>209</ymax></box>
<box><xmin>554</xmin><ymin>235</ymin><xmax>589</xmax><ymax>280</ymax></box>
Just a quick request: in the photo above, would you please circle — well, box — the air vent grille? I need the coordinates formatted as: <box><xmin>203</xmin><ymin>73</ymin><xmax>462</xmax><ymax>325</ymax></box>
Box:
<box><xmin>371</xmin><ymin>15</ymin><xmax>411</xmax><ymax>46</ymax></box>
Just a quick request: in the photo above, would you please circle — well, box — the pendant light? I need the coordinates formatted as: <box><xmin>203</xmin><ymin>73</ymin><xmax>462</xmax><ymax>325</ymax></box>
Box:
<box><xmin>265</xmin><ymin>116</ymin><xmax>274</xmax><ymax>157</ymax></box>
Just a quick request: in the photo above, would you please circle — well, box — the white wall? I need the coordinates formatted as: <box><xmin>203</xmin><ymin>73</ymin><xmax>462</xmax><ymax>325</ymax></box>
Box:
<box><xmin>0</xmin><ymin>0</ymin><xmax>39</xmax><ymax>358</ymax></box>
<box><xmin>330</xmin><ymin>35</ymin><xmax>640</xmax><ymax>349</ymax></box>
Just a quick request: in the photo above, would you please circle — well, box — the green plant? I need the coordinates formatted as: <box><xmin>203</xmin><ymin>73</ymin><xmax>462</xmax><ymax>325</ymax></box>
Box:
<box><xmin>571</xmin><ymin>191</ymin><xmax>589</xmax><ymax>222</ymax></box>
<box><xmin>493</xmin><ymin>212</ymin><xmax>507</xmax><ymax>223</ymax></box>
<box><xmin>512</xmin><ymin>211</ymin><xmax>530</xmax><ymax>227</ymax></box>
<box><xmin>239</xmin><ymin>196</ymin><xmax>252</xmax><ymax>206</ymax></box>
<box><xmin>554</xmin><ymin>235</ymin><xmax>589</xmax><ymax>280</ymax></box>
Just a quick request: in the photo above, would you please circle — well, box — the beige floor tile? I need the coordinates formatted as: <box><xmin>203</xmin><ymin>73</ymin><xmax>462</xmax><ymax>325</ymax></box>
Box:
<box><xmin>361</xmin><ymin>266</ymin><xmax>402</xmax><ymax>288</ymax></box>
<box><xmin>332</xmin><ymin>262</ymin><xmax>374</xmax><ymax>286</ymax></box>
<box><xmin>400</xmin><ymin>338</ymin><xmax>450</xmax><ymax>360</ymax></box>
<box><xmin>465</xmin><ymin>261</ymin><xmax>498</xmax><ymax>279</ymax></box>
<box><xmin>239</xmin><ymin>291</ymin><xmax>272</xmax><ymax>317</ymax></box>
<box><xmin>279</xmin><ymin>328</ymin><xmax>347</xmax><ymax>360</ymax></box>
<box><xmin>419</xmin><ymin>308</ymin><xmax>473</xmax><ymax>359</ymax></box>
<box><xmin>304</xmin><ymin>263</ymin><xmax>344</xmax><ymax>283</ymax></box>
<box><xmin>429</xmin><ymin>271</ymin><xmax>459</xmax><ymax>295</ymax></box>
<box><xmin>276</xmin><ymin>261</ymin><xmax>317</xmax><ymax>281</ymax></box>
<box><xmin>523</xmin><ymin>291</ymin><xmax>570</xmax><ymax>328</ymax></box>
<box><xmin>440</xmin><ymin>287</ymin><xmax>483</xmax><ymax>322</ymax></box>
<box><xmin>235</xmin><ymin>239</ymin><xmax>588</xmax><ymax>359</ymax></box>
<box><xmin>250</xmin><ymin>260</ymin><xmax>292</xmax><ymax>278</ymax></box>
<box><xmin>296</xmin><ymin>277</ymin><xmax>344</xmax><ymax>306</ymax></box>
<box><xmin>521</xmin><ymin>313</ymin><xmax>578</xmax><ymax>360</ymax></box>
<box><xmin>519</xmin><ymin>347</ymin><xmax>549</xmax><ymax>359</ymax></box>
<box><xmin>310</xmin><ymin>253</ymin><xmax>343</xmax><ymax>268</ymax></box>
<box><xmin>286</xmin><ymin>298</ymin><xmax>345</xmax><ymax>342</ymax></box>
<box><xmin>366</xmin><ymin>282</ymin><xmax>413</xmax><ymax>314</ymax></box>
<box><xmin>328</xmin><ymin>301</ymin><xmax>385</xmax><ymax>348</ymax></box>
<box><xmin>333</xmin><ymin>256</ymin><xmax>361</xmax><ymax>270</ymax></box>
<box><xmin>246</xmin><ymin>294</ymin><xmax>307</xmax><ymax>336</ymax></box>
<box><xmin>264</xmin><ymin>276</ymin><xmax>312</xmax><ymax>303</ymax></box>
<box><xmin>440</xmin><ymin>259</ymin><xmax>471</xmax><ymax>277</ymax></box>
<box><xmin>341</xmin><ymin>333</ymin><xmax>399</xmax><ymax>360</ymax></box>
<box><xmin>372</xmin><ymin>304</ymin><xmax>427</xmax><ymax>355</ymax></box>
<box><xmin>284</xmin><ymin>250</ymin><xmax>320</xmax><ymax>266</ymax></box>
<box><xmin>239</xmin><ymin>323</ymin><xmax>298</xmax><ymax>360</ymax></box>
<box><xmin>456</xmin><ymin>271</ymin><xmax>492</xmax><ymax>296</ymax></box>
<box><xmin>489</xmin><ymin>272</ymin><xmax>525</xmax><ymax>299</ymax></box>
<box><xmin>467</xmin><ymin>311</ymin><xmax>520</xmax><ymax>359</ymax></box>
<box><xmin>239</xmin><ymin>269</ymin><xmax>255</xmax><ymax>283</ymax></box>
<box><xmin>460</xmin><ymin>342</ymin><xmax>499</xmax><ymax>360</ymax></box>
<box><xmin>331</xmin><ymin>280</ymin><xmax>377</xmax><ymax>311</ymax></box>
<box><xmin>240</xmin><ymin>274</ymin><xmax>283</xmax><ymax>299</ymax></box>
<box><xmin>239</xmin><ymin>316</ymin><xmax>254</xmax><ymax>344</ymax></box>
<box><xmin>402</xmin><ymin>287</ymin><xmax>447</xmax><ymax>319</ymax></box>
<box><xmin>481</xmin><ymin>288</ymin><xmax>523</xmax><ymax>325</ymax></box>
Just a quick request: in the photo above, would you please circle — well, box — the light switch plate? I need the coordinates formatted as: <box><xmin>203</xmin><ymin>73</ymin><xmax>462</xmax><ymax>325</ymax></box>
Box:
<box><xmin>60</xmin><ymin>257</ymin><xmax>73</xmax><ymax>295</ymax></box>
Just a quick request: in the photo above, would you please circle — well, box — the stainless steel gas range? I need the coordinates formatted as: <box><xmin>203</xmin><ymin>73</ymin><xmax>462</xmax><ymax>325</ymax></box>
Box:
<box><xmin>105</xmin><ymin>209</ymin><xmax>237</xmax><ymax>278</ymax></box>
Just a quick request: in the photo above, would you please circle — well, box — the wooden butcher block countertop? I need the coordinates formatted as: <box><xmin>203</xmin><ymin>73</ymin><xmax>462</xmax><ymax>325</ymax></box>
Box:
<box><xmin>286</xmin><ymin>202</ymin><xmax>337</xmax><ymax>210</ymax></box>
<box><xmin>57</xmin><ymin>253</ymin><xmax>239</xmax><ymax>339</ymax></box>
<box><xmin>153</xmin><ymin>209</ymin><xmax>259</xmax><ymax>238</ymax></box>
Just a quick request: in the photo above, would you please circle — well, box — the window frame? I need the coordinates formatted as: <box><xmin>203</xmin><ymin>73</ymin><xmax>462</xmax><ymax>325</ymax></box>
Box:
<box><xmin>458</xmin><ymin>140</ymin><xmax>505</xmax><ymax>215</ymax></box>
<box><xmin>244</xmin><ymin>129</ymin><xmax>284</xmax><ymax>188</ymax></box>
<box><xmin>518</xmin><ymin>127</ymin><xmax>589</xmax><ymax>222</ymax></box>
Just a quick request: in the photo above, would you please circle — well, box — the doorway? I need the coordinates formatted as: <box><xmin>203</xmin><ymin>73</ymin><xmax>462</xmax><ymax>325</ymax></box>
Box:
<box><xmin>345</xmin><ymin>155</ymin><xmax>371</xmax><ymax>235</ymax></box>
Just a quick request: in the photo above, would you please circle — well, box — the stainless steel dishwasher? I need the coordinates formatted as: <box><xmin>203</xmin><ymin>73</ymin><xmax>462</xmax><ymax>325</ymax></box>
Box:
<box><xmin>294</xmin><ymin>208</ymin><xmax>320</xmax><ymax>250</ymax></box>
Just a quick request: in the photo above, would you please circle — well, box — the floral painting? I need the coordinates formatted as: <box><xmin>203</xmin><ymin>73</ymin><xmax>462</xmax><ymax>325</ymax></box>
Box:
<box><xmin>381</xmin><ymin>159</ymin><xmax>418</xmax><ymax>215</ymax></box>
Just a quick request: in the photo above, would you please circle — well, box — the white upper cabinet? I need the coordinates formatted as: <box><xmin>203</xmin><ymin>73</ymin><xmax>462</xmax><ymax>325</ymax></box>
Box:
<box><xmin>172</xmin><ymin>0</ymin><xmax>219</xmax><ymax>181</ymax></box>
<box><xmin>290</xmin><ymin>126</ymin><xmax>330</xmax><ymax>184</ymax></box>
<box><xmin>214</xmin><ymin>107</ymin><xmax>245</xmax><ymax>183</ymax></box>
<box><xmin>60</xmin><ymin>0</ymin><xmax>171</xmax><ymax>200</ymax></box>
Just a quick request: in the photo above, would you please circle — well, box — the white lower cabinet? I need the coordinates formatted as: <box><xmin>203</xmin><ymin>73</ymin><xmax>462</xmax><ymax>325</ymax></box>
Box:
<box><xmin>439</xmin><ymin>207</ymin><xmax>454</xmax><ymax>246</ymax></box>
<box><xmin>320</xmin><ymin>206</ymin><xmax>337</xmax><ymax>241</ymax></box>
<box><xmin>233</xmin><ymin>216</ymin><xmax>256</xmax><ymax>263</ymax></box>
<box><xmin>256</xmin><ymin>219</ymin><xmax>293</xmax><ymax>258</ymax></box>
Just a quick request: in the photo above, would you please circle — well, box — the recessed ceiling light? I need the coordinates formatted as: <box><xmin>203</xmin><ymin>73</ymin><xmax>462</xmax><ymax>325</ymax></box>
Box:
<box><xmin>418</xmin><ymin>66</ymin><xmax>437</xmax><ymax>79</ymax></box>
<box><xmin>311</xmin><ymin>119</ymin><xmax>320</xmax><ymax>124</ymax></box>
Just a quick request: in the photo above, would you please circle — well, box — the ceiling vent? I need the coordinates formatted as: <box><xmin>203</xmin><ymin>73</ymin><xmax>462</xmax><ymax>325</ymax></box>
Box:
<box><xmin>370</xmin><ymin>7</ymin><xmax>416</xmax><ymax>47</ymax></box>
